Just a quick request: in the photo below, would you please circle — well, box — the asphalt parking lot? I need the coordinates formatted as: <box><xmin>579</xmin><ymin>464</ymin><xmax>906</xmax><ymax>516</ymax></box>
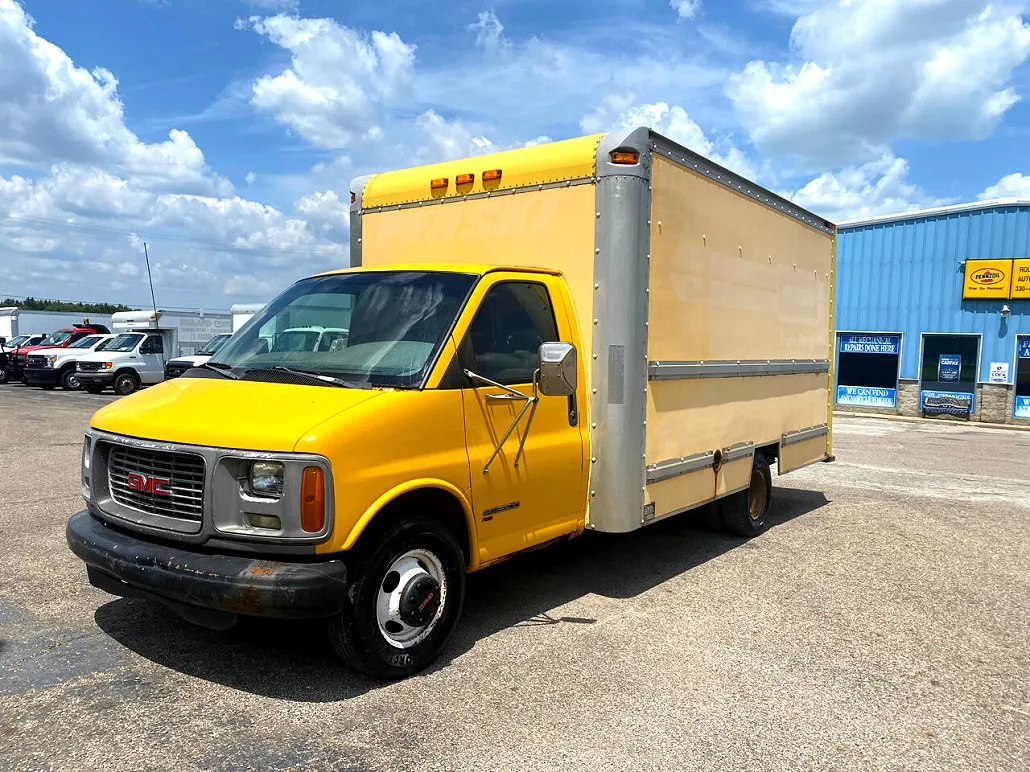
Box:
<box><xmin>1</xmin><ymin>383</ymin><xmax>1029</xmax><ymax>771</ymax></box>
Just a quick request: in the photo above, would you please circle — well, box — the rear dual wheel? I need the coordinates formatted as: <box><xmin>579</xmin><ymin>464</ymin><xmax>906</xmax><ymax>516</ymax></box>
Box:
<box><xmin>720</xmin><ymin>456</ymin><xmax>773</xmax><ymax>537</ymax></box>
<box><xmin>328</xmin><ymin>516</ymin><xmax>466</xmax><ymax>679</ymax></box>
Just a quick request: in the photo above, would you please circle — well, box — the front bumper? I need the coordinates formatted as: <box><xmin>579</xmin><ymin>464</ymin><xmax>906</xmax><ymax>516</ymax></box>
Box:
<box><xmin>24</xmin><ymin>367</ymin><xmax>58</xmax><ymax>386</ymax></box>
<box><xmin>66</xmin><ymin>510</ymin><xmax>349</xmax><ymax>629</ymax></box>
<box><xmin>76</xmin><ymin>372</ymin><xmax>114</xmax><ymax>387</ymax></box>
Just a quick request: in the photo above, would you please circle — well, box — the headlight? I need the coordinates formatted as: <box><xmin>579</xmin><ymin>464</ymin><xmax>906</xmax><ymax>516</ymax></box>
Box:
<box><xmin>48</xmin><ymin>355</ymin><xmax>58</xmax><ymax>367</ymax></box>
<box><xmin>101</xmin><ymin>362</ymin><xmax>113</xmax><ymax>370</ymax></box>
<box><xmin>249</xmin><ymin>461</ymin><xmax>284</xmax><ymax>498</ymax></box>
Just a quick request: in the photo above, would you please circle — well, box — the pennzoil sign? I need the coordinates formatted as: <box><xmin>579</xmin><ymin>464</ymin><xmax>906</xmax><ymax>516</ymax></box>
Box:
<box><xmin>963</xmin><ymin>259</ymin><xmax>1012</xmax><ymax>299</ymax></box>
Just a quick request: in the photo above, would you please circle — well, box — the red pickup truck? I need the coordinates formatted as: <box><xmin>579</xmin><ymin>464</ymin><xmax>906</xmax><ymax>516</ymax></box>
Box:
<box><xmin>11</xmin><ymin>322</ymin><xmax>111</xmax><ymax>382</ymax></box>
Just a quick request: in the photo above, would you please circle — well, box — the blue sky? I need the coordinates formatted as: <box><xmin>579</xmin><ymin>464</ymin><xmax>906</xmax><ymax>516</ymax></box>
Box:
<box><xmin>2</xmin><ymin>0</ymin><xmax>1030</xmax><ymax>309</ymax></box>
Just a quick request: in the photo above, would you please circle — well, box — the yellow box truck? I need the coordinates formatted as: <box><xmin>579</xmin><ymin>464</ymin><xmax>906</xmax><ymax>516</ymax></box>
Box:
<box><xmin>67</xmin><ymin>128</ymin><xmax>836</xmax><ymax>678</ymax></box>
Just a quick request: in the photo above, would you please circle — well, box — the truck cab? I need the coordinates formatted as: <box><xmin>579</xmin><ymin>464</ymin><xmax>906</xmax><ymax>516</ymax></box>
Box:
<box><xmin>76</xmin><ymin>331</ymin><xmax>167</xmax><ymax>395</ymax></box>
<box><xmin>24</xmin><ymin>334</ymin><xmax>116</xmax><ymax>391</ymax></box>
<box><xmin>0</xmin><ymin>334</ymin><xmax>45</xmax><ymax>384</ymax></box>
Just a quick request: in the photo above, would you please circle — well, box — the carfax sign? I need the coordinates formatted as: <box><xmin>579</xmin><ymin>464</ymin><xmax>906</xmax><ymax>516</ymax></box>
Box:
<box><xmin>938</xmin><ymin>354</ymin><xmax>962</xmax><ymax>382</ymax></box>
<box><xmin>839</xmin><ymin>334</ymin><xmax>900</xmax><ymax>355</ymax></box>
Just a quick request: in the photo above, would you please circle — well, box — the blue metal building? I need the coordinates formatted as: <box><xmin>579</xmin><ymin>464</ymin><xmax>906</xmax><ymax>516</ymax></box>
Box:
<box><xmin>835</xmin><ymin>199</ymin><xmax>1030</xmax><ymax>424</ymax></box>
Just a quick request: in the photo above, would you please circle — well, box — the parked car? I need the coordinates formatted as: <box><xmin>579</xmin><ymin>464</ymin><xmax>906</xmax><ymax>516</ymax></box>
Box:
<box><xmin>12</xmin><ymin>323</ymin><xmax>111</xmax><ymax>382</ymax></box>
<box><xmin>164</xmin><ymin>333</ymin><xmax>233</xmax><ymax>380</ymax></box>
<box><xmin>23</xmin><ymin>334</ymin><xmax>116</xmax><ymax>391</ymax></box>
<box><xmin>0</xmin><ymin>333</ymin><xmax>47</xmax><ymax>384</ymax></box>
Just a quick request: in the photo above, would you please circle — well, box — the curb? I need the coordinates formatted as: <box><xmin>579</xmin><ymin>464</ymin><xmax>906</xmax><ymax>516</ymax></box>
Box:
<box><xmin>833</xmin><ymin>411</ymin><xmax>1030</xmax><ymax>433</ymax></box>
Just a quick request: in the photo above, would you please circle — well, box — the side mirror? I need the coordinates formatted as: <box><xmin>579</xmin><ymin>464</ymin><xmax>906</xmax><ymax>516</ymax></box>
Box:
<box><xmin>538</xmin><ymin>342</ymin><xmax>577</xmax><ymax>397</ymax></box>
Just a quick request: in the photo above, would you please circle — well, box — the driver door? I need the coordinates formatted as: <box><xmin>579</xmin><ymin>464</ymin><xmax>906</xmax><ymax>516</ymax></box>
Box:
<box><xmin>139</xmin><ymin>335</ymin><xmax>165</xmax><ymax>383</ymax></box>
<box><xmin>454</xmin><ymin>276</ymin><xmax>586</xmax><ymax>565</ymax></box>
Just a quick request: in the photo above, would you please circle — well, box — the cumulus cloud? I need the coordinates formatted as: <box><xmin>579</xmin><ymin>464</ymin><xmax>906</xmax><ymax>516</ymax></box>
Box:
<box><xmin>728</xmin><ymin>0</ymin><xmax>1030</xmax><ymax>167</ymax></box>
<box><xmin>670</xmin><ymin>0</ymin><xmax>702</xmax><ymax>20</ymax></box>
<box><xmin>789</xmin><ymin>153</ymin><xmax>942</xmax><ymax>222</ymax></box>
<box><xmin>0</xmin><ymin>0</ymin><xmax>230</xmax><ymax>197</ymax></box>
<box><xmin>978</xmin><ymin>172</ymin><xmax>1030</xmax><ymax>199</ymax></box>
<box><xmin>243</xmin><ymin>14</ymin><xmax>416</xmax><ymax>149</ymax></box>
<box><xmin>415</xmin><ymin>110</ymin><xmax>497</xmax><ymax>161</ymax></box>
<box><xmin>469</xmin><ymin>11</ymin><xmax>510</xmax><ymax>52</ymax></box>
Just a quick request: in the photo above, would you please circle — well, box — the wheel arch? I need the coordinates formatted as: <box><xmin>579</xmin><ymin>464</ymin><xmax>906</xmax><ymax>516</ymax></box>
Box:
<box><xmin>342</xmin><ymin>480</ymin><xmax>478</xmax><ymax>571</ymax></box>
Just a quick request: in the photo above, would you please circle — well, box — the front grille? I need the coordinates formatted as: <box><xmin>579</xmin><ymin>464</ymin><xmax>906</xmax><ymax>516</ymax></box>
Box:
<box><xmin>79</xmin><ymin>361</ymin><xmax>102</xmax><ymax>372</ymax></box>
<box><xmin>107</xmin><ymin>445</ymin><xmax>205</xmax><ymax>522</ymax></box>
<box><xmin>165</xmin><ymin>362</ymin><xmax>191</xmax><ymax>379</ymax></box>
<box><xmin>27</xmin><ymin>355</ymin><xmax>47</xmax><ymax>368</ymax></box>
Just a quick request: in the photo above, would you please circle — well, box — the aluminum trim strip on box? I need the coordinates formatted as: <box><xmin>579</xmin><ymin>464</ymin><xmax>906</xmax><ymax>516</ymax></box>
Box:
<box><xmin>649</xmin><ymin>359</ymin><xmax>830</xmax><ymax>380</ymax></box>
<box><xmin>721</xmin><ymin>442</ymin><xmax>756</xmax><ymax>464</ymax></box>
<box><xmin>781</xmin><ymin>424</ymin><xmax>830</xmax><ymax>447</ymax></box>
<box><xmin>646</xmin><ymin>451</ymin><xmax>715</xmax><ymax>484</ymax></box>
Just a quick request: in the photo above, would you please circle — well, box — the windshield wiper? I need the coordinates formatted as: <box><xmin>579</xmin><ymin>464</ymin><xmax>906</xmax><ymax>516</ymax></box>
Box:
<box><xmin>196</xmin><ymin>362</ymin><xmax>240</xmax><ymax>380</ymax></box>
<box><xmin>248</xmin><ymin>366</ymin><xmax>370</xmax><ymax>389</ymax></box>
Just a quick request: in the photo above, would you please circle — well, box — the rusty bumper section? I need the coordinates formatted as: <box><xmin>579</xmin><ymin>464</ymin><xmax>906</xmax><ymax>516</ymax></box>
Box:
<box><xmin>66</xmin><ymin>510</ymin><xmax>348</xmax><ymax>630</ymax></box>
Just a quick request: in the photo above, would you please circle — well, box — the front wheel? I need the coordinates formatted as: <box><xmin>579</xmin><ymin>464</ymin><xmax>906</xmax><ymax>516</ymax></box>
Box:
<box><xmin>328</xmin><ymin>516</ymin><xmax>466</xmax><ymax>679</ymax></box>
<box><xmin>113</xmin><ymin>372</ymin><xmax>139</xmax><ymax>396</ymax></box>
<box><xmin>720</xmin><ymin>455</ymin><xmax>773</xmax><ymax>537</ymax></box>
<box><xmin>60</xmin><ymin>368</ymin><xmax>82</xmax><ymax>391</ymax></box>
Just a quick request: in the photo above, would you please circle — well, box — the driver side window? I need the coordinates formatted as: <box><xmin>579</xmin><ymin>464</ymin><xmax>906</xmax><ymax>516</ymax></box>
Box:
<box><xmin>142</xmin><ymin>335</ymin><xmax>163</xmax><ymax>354</ymax></box>
<box><xmin>460</xmin><ymin>282</ymin><xmax>558</xmax><ymax>385</ymax></box>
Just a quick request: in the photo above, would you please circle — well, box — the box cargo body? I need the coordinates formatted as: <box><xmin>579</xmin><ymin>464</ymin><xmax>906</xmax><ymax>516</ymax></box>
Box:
<box><xmin>351</xmin><ymin>127</ymin><xmax>835</xmax><ymax>532</ymax></box>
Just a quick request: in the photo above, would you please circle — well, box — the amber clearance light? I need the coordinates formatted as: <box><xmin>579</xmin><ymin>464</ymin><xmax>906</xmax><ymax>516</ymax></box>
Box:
<box><xmin>610</xmin><ymin>150</ymin><xmax>640</xmax><ymax>165</ymax></box>
<box><xmin>430</xmin><ymin>177</ymin><xmax>449</xmax><ymax>190</ymax></box>
<box><xmin>300</xmin><ymin>466</ymin><xmax>325</xmax><ymax>533</ymax></box>
<box><xmin>482</xmin><ymin>169</ymin><xmax>502</xmax><ymax>182</ymax></box>
<box><xmin>456</xmin><ymin>173</ymin><xmax>475</xmax><ymax>185</ymax></box>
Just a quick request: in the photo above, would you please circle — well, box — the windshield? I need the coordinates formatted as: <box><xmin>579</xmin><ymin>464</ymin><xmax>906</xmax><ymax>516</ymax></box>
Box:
<box><xmin>69</xmin><ymin>335</ymin><xmax>101</xmax><ymax>349</ymax></box>
<box><xmin>41</xmin><ymin>330</ymin><xmax>73</xmax><ymax>346</ymax></box>
<box><xmin>104</xmin><ymin>333</ymin><xmax>144</xmax><ymax>353</ymax></box>
<box><xmin>7</xmin><ymin>335</ymin><xmax>27</xmax><ymax>347</ymax></box>
<box><xmin>210</xmin><ymin>270</ymin><xmax>477</xmax><ymax>388</ymax></box>
<box><xmin>199</xmin><ymin>333</ymin><xmax>231</xmax><ymax>356</ymax></box>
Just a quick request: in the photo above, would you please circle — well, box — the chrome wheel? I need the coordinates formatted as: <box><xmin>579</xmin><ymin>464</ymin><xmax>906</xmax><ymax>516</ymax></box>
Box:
<box><xmin>748</xmin><ymin>466</ymin><xmax>769</xmax><ymax>521</ymax></box>
<box><xmin>375</xmin><ymin>548</ymin><xmax>447</xmax><ymax>649</ymax></box>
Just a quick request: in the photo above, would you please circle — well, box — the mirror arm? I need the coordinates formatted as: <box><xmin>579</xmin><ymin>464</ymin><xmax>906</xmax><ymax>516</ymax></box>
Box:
<box><xmin>467</xmin><ymin>368</ymin><xmax>540</xmax><ymax>473</ymax></box>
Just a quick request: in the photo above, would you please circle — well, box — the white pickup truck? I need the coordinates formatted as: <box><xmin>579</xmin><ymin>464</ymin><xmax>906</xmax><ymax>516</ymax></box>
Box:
<box><xmin>163</xmin><ymin>333</ymin><xmax>233</xmax><ymax>380</ymax></box>
<box><xmin>23</xmin><ymin>334</ymin><xmax>115</xmax><ymax>390</ymax></box>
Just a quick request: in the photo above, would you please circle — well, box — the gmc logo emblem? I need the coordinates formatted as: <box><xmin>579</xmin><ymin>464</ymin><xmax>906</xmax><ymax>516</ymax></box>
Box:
<box><xmin>127</xmin><ymin>473</ymin><xmax>171</xmax><ymax>497</ymax></box>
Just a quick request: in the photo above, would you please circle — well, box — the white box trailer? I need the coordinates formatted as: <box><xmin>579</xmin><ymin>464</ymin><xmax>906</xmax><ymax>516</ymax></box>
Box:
<box><xmin>231</xmin><ymin>303</ymin><xmax>265</xmax><ymax>333</ymax></box>
<box><xmin>112</xmin><ymin>310</ymin><xmax>232</xmax><ymax>357</ymax></box>
<box><xmin>0</xmin><ymin>307</ymin><xmax>114</xmax><ymax>339</ymax></box>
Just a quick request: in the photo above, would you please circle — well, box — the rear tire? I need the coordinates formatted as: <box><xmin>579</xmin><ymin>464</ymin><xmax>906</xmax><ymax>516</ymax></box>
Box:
<box><xmin>113</xmin><ymin>372</ymin><xmax>139</xmax><ymax>396</ymax></box>
<box><xmin>60</xmin><ymin>367</ymin><xmax>82</xmax><ymax>391</ymax></box>
<box><xmin>327</xmin><ymin>516</ymin><xmax>466</xmax><ymax>679</ymax></box>
<box><xmin>720</xmin><ymin>456</ymin><xmax>773</xmax><ymax>537</ymax></box>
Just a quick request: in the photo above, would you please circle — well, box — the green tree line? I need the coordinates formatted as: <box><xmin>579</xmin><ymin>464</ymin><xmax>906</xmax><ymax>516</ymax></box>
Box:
<box><xmin>2</xmin><ymin>297</ymin><xmax>134</xmax><ymax>314</ymax></box>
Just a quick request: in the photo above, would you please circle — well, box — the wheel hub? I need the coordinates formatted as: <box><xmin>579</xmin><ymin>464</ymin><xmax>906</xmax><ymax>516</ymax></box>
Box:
<box><xmin>398</xmin><ymin>574</ymin><xmax>440</xmax><ymax>627</ymax></box>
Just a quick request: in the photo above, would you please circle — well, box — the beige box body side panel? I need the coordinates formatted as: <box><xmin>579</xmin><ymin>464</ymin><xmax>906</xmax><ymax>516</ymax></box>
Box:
<box><xmin>644</xmin><ymin>156</ymin><xmax>833</xmax><ymax>519</ymax></box>
<box><xmin>359</xmin><ymin>185</ymin><xmax>597</xmax><ymax>377</ymax></box>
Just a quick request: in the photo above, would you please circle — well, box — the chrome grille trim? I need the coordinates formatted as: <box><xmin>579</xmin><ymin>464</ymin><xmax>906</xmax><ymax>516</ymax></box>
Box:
<box><xmin>107</xmin><ymin>445</ymin><xmax>205</xmax><ymax>522</ymax></box>
<box><xmin>79</xmin><ymin>361</ymin><xmax>102</xmax><ymax>371</ymax></box>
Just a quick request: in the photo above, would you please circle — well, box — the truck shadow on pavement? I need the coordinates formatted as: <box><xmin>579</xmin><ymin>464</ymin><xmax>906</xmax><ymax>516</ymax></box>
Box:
<box><xmin>93</xmin><ymin>487</ymin><xmax>828</xmax><ymax>702</ymax></box>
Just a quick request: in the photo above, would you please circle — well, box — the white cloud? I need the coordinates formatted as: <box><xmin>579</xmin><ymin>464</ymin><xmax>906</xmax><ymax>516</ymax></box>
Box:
<box><xmin>728</xmin><ymin>1</ymin><xmax>1030</xmax><ymax>167</ymax></box>
<box><xmin>415</xmin><ymin>110</ymin><xmax>497</xmax><ymax>161</ymax></box>
<box><xmin>469</xmin><ymin>11</ymin><xmax>510</xmax><ymax>52</ymax></box>
<box><xmin>0</xmin><ymin>0</ymin><xmax>229</xmax><ymax>197</ymax></box>
<box><xmin>789</xmin><ymin>153</ymin><xmax>942</xmax><ymax>222</ymax></box>
<box><xmin>523</xmin><ymin>136</ymin><xmax>552</xmax><ymax>147</ymax></box>
<box><xmin>243</xmin><ymin>14</ymin><xmax>416</xmax><ymax>149</ymax></box>
<box><xmin>671</xmin><ymin>0</ymin><xmax>702</xmax><ymax>20</ymax></box>
<box><xmin>245</xmin><ymin>172</ymin><xmax>256</xmax><ymax>185</ymax></box>
<box><xmin>978</xmin><ymin>172</ymin><xmax>1030</xmax><ymax>199</ymax></box>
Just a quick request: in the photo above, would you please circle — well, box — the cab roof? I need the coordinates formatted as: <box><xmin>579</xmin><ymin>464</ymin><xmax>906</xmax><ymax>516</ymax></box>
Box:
<box><xmin>315</xmin><ymin>263</ymin><xmax>563</xmax><ymax>278</ymax></box>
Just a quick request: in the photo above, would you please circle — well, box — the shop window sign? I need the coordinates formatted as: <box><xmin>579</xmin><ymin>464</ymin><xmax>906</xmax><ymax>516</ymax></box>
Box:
<box><xmin>938</xmin><ymin>354</ymin><xmax>961</xmax><ymax>383</ymax></box>
<box><xmin>920</xmin><ymin>335</ymin><xmax>978</xmax><ymax>416</ymax></box>
<box><xmin>1016</xmin><ymin>338</ymin><xmax>1030</xmax><ymax>419</ymax></box>
<box><xmin>835</xmin><ymin>333</ymin><xmax>900</xmax><ymax>408</ymax></box>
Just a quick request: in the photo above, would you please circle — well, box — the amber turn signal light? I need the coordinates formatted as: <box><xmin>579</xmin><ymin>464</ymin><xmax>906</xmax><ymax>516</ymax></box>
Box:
<box><xmin>456</xmin><ymin>173</ymin><xmax>475</xmax><ymax>185</ymax></box>
<box><xmin>300</xmin><ymin>466</ymin><xmax>325</xmax><ymax>533</ymax></box>
<box><xmin>610</xmin><ymin>150</ymin><xmax>639</xmax><ymax>165</ymax></box>
<box><xmin>430</xmin><ymin>177</ymin><xmax>449</xmax><ymax>190</ymax></box>
<box><xmin>482</xmin><ymin>169</ymin><xmax>502</xmax><ymax>182</ymax></box>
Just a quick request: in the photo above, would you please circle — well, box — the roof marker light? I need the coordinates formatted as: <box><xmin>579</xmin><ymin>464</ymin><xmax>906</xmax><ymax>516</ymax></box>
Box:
<box><xmin>482</xmin><ymin>169</ymin><xmax>502</xmax><ymax>182</ymax></box>
<box><xmin>456</xmin><ymin>173</ymin><xmax>475</xmax><ymax>185</ymax></box>
<box><xmin>610</xmin><ymin>150</ymin><xmax>640</xmax><ymax>165</ymax></box>
<box><xmin>430</xmin><ymin>177</ymin><xmax>449</xmax><ymax>190</ymax></box>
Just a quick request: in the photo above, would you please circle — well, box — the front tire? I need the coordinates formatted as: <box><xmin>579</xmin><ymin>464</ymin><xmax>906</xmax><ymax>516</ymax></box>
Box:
<box><xmin>60</xmin><ymin>367</ymin><xmax>82</xmax><ymax>391</ymax></box>
<box><xmin>328</xmin><ymin>516</ymin><xmax>466</xmax><ymax>679</ymax></box>
<box><xmin>720</xmin><ymin>455</ymin><xmax>773</xmax><ymax>537</ymax></box>
<box><xmin>113</xmin><ymin>372</ymin><xmax>139</xmax><ymax>396</ymax></box>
